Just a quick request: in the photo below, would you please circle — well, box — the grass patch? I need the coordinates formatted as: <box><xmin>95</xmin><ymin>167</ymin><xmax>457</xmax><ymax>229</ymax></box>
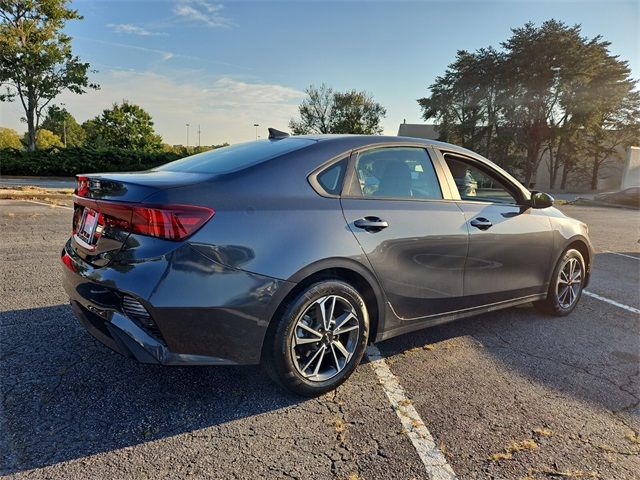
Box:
<box><xmin>489</xmin><ymin>438</ymin><xmax>538</xmax><ymax>461</ymax></box>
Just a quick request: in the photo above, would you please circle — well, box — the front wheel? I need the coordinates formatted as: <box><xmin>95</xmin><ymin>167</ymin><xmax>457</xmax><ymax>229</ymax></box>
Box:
<box><xmin>262</xmin><ymin>280</ymin><xmax>369</xmax><ymax>396</ymax></box>
<box><xmin>535</xmin><ymin>248</ymin><xmax>585</xmax><ymax>316</ymax></box>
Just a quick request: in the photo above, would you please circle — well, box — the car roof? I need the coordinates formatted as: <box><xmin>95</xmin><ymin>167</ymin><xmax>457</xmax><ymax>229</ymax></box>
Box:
<box><xmin>293</xmin><ymin>134</ymin><xmax>478</xmax><ymax>156</ymax></box>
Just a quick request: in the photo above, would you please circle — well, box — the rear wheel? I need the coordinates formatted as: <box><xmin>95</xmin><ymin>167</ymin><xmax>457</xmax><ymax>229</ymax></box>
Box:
<box><xmin>262</xmin><ymin>280</ymin><xmax>369</xmax><ymax>396</ymax></box>
<box><xmin>535</xmin><ymin>248</ymin><xmax>585</xmax><ymax>316</ymax></box>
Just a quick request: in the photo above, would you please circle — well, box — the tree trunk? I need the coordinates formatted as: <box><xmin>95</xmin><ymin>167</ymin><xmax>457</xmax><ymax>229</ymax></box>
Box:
<box><xmin>26</xmin><ymin>110</ymin><xmax>36</xmax><ymax>151</ymax></box>
<box><xmin>590</xmin><ymin>158</ymin><xmax>600</xmax><ymax>191</ymax></box>
<box><xmin>560</xmin><ymin>156</ymin><xmax>571</xmax><ymax>190</ymax></box>
<box><xmin>548</xmin><ymin>147</ymin><xmax>556</xmax><ymax>190</ymax></box>
<box><xmin>26</xmin><ymin>89</ymin><xmax>37</xmax><ymax>151</ymax></box>
<box><xmin>523</xmin><ymin>142</ymin><xmax>540</xmax><ymax>188</ymax></box>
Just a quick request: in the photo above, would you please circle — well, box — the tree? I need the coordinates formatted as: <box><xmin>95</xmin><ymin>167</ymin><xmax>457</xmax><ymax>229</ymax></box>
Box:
<box><xmin>40</xmin><ymin>104</ymin><xmax>86</xmax><ymax>146</ymax></box>
<box><xmin>85</xmin><ymin>101</ymin><xmax>162</xmax><ymax>151</ymax></box>
<box><xmin>289</xmin><ymin>84</ymin><xmax>334</xmax><ymax>135</ymax></box>
<box><xmin>0</xmin><ymin>0</ymin><xmax>98</xmax><ymax>151</ymax></box>
<box><xmin>0</xmin><ymin>126</ymin><xmax>22</xmax><ymax>149</ymax></box>
<box><xmin>22</xmin><ymin>128</ymin><xmax>63</xmax><ymax>149</ymax></box>
<box><xmin>581</xmin><ymin>90</ymin><xmax>640</xmax><ymax>190</ymax></box>
<box><xmin>419</xmin><ymin>20</ymin><xmax>639</xmax><ymax>189</ymax></box>
<box><xmin>331</xmin><ymin>90</ymin><xmax>386</xmax><ymax>134</ymax></box>
<box><xmin>290</xmin><ymin>84</ymin><xmax>386</xmax><ymax>135</ymax></box>
<box><xmin>418</xmin><ymin>47</ymin><xmax>509</xmax><ymax>160</ymax></box>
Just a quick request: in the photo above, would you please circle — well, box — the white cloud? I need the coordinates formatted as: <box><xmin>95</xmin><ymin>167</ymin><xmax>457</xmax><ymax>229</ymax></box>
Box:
<box><xmin>107</xmin><ymin>23</ymin><xmax>165</xmax><ymax>37</ymax></box>
<box><xmin>0</xmin><ymin>69</ymin><xmax>303</xmax><ymax>145</ymax></box>
<box><xmin>173</xmin><ymin>0</ymin><xmax>235</xmax><ymax>28</ymax></box>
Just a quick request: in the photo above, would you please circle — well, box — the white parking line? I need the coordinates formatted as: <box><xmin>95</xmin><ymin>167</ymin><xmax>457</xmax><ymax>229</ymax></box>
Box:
<box><xmin>367</xmin><ymin>344</ymin><xmax>457</xmax><ymax>480</ymax></box>
<box><xmin>584</xmin><ymin>291</ymin><xmax>640</xmax><ymax>315</ymax></box>
<box><xmin>602</xmin><ymin>251</ymin><xmax>640</xmax><ymax>261</ymax></box>
<box><xmin>24</xmin><ymin>199</ymin><xmax>73</xmax><ymax>210</ymax></box>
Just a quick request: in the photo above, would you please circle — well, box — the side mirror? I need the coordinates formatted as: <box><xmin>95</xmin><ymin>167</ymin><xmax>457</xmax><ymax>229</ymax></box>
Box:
<box><xmin>530</xmin><ymin>191</ymin><xmax>554</xmax><ymax>209</ymax></box>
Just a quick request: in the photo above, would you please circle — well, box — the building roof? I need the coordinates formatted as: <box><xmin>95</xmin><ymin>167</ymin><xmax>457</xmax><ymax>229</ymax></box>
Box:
<box><xmin>397</xmin><ymin>123</ymin><xmax>439</xmax><ymax>140</ymax></box>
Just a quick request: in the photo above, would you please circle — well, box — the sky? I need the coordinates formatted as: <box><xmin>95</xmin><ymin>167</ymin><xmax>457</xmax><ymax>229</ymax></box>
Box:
<box><xmin>1</xmin><ymin>0</ymin><xmax>638</xmax><ymax>145</ymax></box>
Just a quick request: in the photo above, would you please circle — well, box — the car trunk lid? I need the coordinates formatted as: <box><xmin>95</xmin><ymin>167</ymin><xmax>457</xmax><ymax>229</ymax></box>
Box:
<box><xmin>71</xmin><ymin>171</ymin><xmax>214</xmax><ymax>267</ymax></box>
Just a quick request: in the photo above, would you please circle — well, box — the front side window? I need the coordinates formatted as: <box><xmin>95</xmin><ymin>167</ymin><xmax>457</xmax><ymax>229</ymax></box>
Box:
<box><xmin>444</xmin><ymin>156</ymin><xmax>517</xmax><ymax>204</ymax></box>
<box><xmin>354</xmin><ymin>147</ymin><xmax>442</xmax><ymax>200</ymax></box>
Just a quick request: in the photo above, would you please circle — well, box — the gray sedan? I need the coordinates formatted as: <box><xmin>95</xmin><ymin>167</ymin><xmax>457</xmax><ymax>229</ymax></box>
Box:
<box><xmin>62</xmin><ymin>131</ymin><xmax>594</xmax><ymax>395</ymax></box>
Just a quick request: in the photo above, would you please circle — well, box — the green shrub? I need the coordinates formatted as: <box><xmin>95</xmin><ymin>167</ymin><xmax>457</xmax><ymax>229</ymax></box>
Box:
<box><xmin>0</xmin><ymin>147</ymin><xmax>183</xmax><ymax>176</ymax></box>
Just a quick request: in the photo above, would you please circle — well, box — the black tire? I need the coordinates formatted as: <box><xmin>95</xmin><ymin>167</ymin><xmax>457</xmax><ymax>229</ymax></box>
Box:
<box><xmin>534</xmin><ymin>248</ymin><xmax>586</xmax><ymax>316</ymax></box>
<box><xmin>262</xmin><ymin>280</ymin><xmax>369</xmax><ymax>397</ymax></box>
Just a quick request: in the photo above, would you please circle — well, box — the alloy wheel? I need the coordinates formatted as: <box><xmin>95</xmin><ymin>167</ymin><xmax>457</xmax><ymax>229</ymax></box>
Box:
<box><xmin>556</xmin><ymin>257</ymin><xmax>582</xmax><ymax>309</ymax></box>
<box><xmin>290</xmin><ymin>295</ymin><xmax>360</xmax><ymax>382</ymax></box>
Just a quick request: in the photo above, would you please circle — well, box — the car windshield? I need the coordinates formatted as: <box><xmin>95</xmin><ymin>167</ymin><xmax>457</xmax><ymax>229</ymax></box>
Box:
<box><xmin>154</xmin><ymin>138</ymin><xmax>316</xmax><ymax>174</ymax></box>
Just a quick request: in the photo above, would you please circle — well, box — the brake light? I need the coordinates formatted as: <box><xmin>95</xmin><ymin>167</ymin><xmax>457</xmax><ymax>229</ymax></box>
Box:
<box><xmin>100</xmin><ymin>202</ymin><xmax>214</xmax><ymax>241</ymax></box>
<box><xmin>76</xmin><ymin>176</ymin><xmax>89</xmax><ymax>197</ymax></box>
<box><xmin>61</xmin><ymin>252</ymin><xmax>77</xmax><ymax>272</ymax></box>
<box><xmin>73</xmin><ymin>196</ymin><xmax>214</xmax><ymax>241</ymax></box>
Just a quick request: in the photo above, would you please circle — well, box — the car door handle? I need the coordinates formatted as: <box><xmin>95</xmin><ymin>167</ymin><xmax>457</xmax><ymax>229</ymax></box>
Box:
<box><xmin>354</xmin><ymin>217</ymin><xmax>389</xmax><ymax>232</ymax></box>
<box><xmin>470</xmin><ymin>217</ymin><xmax>493</xmax><ymax>230</ymax></box>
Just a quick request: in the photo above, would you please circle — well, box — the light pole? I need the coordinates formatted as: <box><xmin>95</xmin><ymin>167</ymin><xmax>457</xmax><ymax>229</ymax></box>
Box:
<box><xmin>197</xmin><ymin>124</ymin><xmax>201</xmax><ymax>148</ymax></box>
<box><xmin>253</xmin><ymin>123</ymin><xmax>259</xmax><ymax>140</ymax></box>
<box><xmin>186</xmin><ymin>123</ymin><xmax>190</xmax><ymax>148</ymax></box>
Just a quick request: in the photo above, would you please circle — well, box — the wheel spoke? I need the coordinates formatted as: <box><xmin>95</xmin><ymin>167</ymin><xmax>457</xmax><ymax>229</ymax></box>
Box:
<box><xmin>330</xmin><ymin>343</ymin><xmax>341</xmax><ymax>372</ymax></box>
<box><xmin>317</xmin><ymin>297</ymin><xmax>333</xmax><ymax>330</ymax></box>
<box><xmin>332</xmin><ymin>339</ymin><xmax>350</xmax><ymax>359</ymax></box>
<box><xmin>558</xmin><ymin>285</ymin><xmax>570</xmax><ymax>304</ymax></box>
<box><xmin>569</xmin><ymin>259</ymin><xmax>576</xmax><ymax>279</ymax></box>
<box><xmin>568</xmin><ymin>285</ymin><xmax>575</xmax><ymax>305</ymax></box>
<box><xmin>334</xmin><ymin>323</ymin><xmax>359</xmax><ymax>336</ymax></box>
<box><xmin>296</xmin><ymin>322</ymin><xmax>322</xmax><ymax>338</ymax></box>
<box><xmin>302</xmin><ymin>345</ymin><xmax>325</xmax><ymax>373</ymax></box>
<box><xmin>311</xmin><ymin>345</ymin><xmax>327</xmax><ymax>378</ymax></box>
<box><xmin>327</xmin><ymin>296</ymin><xmax>336</xmax><ymax>326</ymax></box>
<box><xmin>333</xmin><ymin>311</ymin><xmax>355</xmax><ymax>331</ymax></box>
<box><xmin>295</xmin><ymin>335</ymin><xmax>320</xmax><ymax>346</ymax></box>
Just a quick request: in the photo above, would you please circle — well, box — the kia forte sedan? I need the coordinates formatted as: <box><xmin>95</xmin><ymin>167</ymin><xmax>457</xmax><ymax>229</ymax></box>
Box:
<box><xmin>62</xmin><ymin>131</ymin><xmax>593</xmax><ymax>396</ymax></box>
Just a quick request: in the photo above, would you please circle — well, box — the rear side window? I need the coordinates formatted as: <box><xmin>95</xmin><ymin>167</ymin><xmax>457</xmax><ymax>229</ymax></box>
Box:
<box><xmin>155</xmin><ymin>138</ymin><xmax>315</xmax><ymax>174</ymax></box>
<box><xmin>316</xmin><ymin>159</ymin><xmax>347</xmax><ymax>195</ymax></box>
<box><xmin>354</xmin><ymin>147</ymin><xmax>442</xmax><ymax>200</ymax></box>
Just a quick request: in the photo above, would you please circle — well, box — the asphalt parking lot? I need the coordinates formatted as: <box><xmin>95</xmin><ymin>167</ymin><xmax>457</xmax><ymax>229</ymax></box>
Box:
<box><xmin>1</xmin><ymin>199</ymin><xmax>638</xmax><ymax>479</ymax></box>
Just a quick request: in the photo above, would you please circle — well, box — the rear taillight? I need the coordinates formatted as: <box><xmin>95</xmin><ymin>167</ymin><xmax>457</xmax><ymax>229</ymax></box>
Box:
<box><xmin>61</xmin><ymin>252</ymin><xmax>77</xmax><ymax>271</ymax></box>
<box><xmin>76</xmin><ymin>176</ymin><xmax>89</xmax><ymax>197</ymax></box>
<box><xmin>129</xmin><ymin>205</ymin><xmax>214</xmax><ymax>239</ymax></box>
<box><xmin>74</xmin><ymin>197</ymin><xmax>214</xmax><ymax>241</ymax></box>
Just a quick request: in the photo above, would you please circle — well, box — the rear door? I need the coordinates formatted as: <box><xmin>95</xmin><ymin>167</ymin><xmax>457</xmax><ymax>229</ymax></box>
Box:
<box><xmin>340</xmin><ymin>145</ymin><xmax>468</xmax><ymax>319</ymax></box>
<box><xmin>438</xmin><ymin>152</ymin><xmax>554</xmax><ymax>305</ymax></box>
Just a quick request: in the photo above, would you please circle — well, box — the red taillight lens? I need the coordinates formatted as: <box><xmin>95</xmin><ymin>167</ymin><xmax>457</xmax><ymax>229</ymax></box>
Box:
<box><xmin>76</xmin><ymin>176</ymin><xmax>89</xmax><ymax>197</ymax></box>
<box><xmin>130</xmin><ymin>205</ymin><xmax>214</xmax><ymax>240</ymax></box>
<box><xmin>82</xmin><ymin>199</ymin><xmax>214</xmax><ymax>241</ymax></box>
<box><xmin>61</xmin><ymin>252</ymin><xmax>77</xmax><ymax>272</ymax></box>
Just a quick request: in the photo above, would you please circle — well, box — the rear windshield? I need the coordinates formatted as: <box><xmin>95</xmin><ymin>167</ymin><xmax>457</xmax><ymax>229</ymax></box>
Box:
<box><xmin>155</xmin><ymin>138</ymin><xmax>316</xmax><ymax>174</ymax></box>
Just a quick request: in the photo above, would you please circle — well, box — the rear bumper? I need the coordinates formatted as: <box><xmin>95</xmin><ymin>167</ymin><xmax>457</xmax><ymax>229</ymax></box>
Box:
<box><xmin>70</xmin><ymin>300</ymin><xmax>235</xmax><ymax>365</ymax></box>
<box><xmin>62</xmin><ymin>239</ymin><xmax>293</xmax><ymax>365</ymax></box>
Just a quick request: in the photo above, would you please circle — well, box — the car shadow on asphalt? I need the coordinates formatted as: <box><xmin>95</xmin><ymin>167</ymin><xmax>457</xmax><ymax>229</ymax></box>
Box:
<box><xmin>0</xmin><ymin>304</ymin><xmax>302</xmax><ymax>475</ymax></box>
<box><xmin>374</xmin><ymin>301</ymin><xmax>639</xmax><ymax>417</ymax></box>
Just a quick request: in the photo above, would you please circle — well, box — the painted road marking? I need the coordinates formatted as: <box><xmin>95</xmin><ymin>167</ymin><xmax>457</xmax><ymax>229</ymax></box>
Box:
<box><xmin>584</xmin><ymin>291</ymin><xmax>640</xmax><ymax>315</ymax></box>
<box><xmin>367</xmin><ymin>344</ymin><xmax>457</xmax><ymax>480</ymax></box>
<box><xmin>24</xmin><ymin>199</ymin><xmax>73</xmax><ymax>210</ymax></box>
<box><xmin>602</xmin><ymin>251</ymin><xmax>640</xmax><ymax>261</ymax></box>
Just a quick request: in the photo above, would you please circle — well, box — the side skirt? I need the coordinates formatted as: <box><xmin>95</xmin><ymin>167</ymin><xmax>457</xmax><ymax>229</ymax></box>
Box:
<box><xmin>376</xmin><ymin>293</ymin><xmax>547</xmax><ymax>342</ymax></box>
